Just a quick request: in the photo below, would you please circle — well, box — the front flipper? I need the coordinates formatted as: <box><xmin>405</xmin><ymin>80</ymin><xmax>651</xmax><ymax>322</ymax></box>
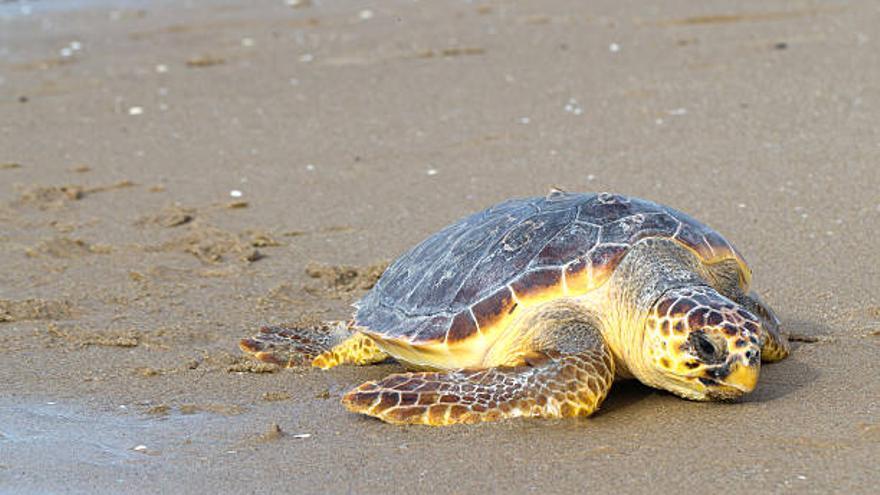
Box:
<box><xmin>311</xmin><ymin>332</ymin><xmax>389</xmax><ymax>370</ymax></box>
<box><xmin>342</xmin><ymin>348</ymin><xmax>614</xmax><ymax>425</ymax></box>
<box><xmin>239</xmin><ymin>322</ymin><xmax>388</xmax><ymax>369</ymax></box>
<box><xmin>737</xmin><ymin>291</ymin><xmax>790</xmax><ymax>362</ymax></box>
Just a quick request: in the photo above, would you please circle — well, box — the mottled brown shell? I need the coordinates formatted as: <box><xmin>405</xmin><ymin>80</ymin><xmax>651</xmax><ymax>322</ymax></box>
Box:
<box><xmin>356</xmin><ymin>192</ymin><xmax>750</xmax><ymax>349</ymax></box>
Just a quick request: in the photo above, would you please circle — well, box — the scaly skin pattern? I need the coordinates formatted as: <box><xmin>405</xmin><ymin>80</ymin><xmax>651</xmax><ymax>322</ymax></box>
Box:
<box><xmin>341</xmin><ymin>349</ymin><xmax>614</xmax><ymax>425</ymax></box>
<box><xmin>643</xmin><ymin>286</ymin><xmax>763</xmax><ymax>400</ymax></box>
<box><xmin>759</xmin><ymin>329</ymin><xmax>790</xmax><ymax>362</ymax></box>
<box><xmin>312</xmin><ymin>333</ymin><xmax>389</xmax><ymax>370</ymax></box>
<box><xmin>239</xmin><ymin>325</ymin><xmax>337</xmax><ymax>367</ymax></box>
<box><xmin>239</xmin><ymin>321</ymin><xmax>376</xmax><ymax>368</ymax></box>
<box><xmin>738</xmin><ymin>291</ymin><xmax>790</xmax><ymax>362</ymax></box>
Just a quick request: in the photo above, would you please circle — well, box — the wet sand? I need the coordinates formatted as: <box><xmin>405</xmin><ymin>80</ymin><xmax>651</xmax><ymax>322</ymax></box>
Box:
<box><xmin>1</xmin><ymin>0</ymin><xmax>878</xmax><ymax>493</ymax></box>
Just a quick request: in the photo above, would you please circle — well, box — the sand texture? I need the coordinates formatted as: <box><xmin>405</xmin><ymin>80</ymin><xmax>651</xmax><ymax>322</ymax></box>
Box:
<box><xmin>1</xmin><ymin>0</ymin><xmax>878</xmax><ymax>493</ymax></box>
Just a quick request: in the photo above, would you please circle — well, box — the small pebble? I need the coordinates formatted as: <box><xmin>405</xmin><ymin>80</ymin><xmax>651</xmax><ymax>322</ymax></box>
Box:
<box><xmin>133</xmin><ymin>445</ymin><xmax>148</xmax><ymax>452</ymax></box>
<box><xmin>241</xmin><ymin>37</ymin><xmax>255</xmax><ymax>47</ymax></box>
<box><xmin>292</xmin><ymin>433</ymin><xmax>311</xmax><ymax>439</ymax></box>
<box><xmin>518</xmin><ymin>117</ymin><xmax>531</xmax><ymax>124</ymax></box>
<box><xmin>426</xmin><ymin>168</ymin><xmax>438</xmax><ymax>176</ymax></box>
<box><xmin>230</xmin><ymin>190</ymin><xmax>243</xmax><ymax>198</ymax></box>
<box><xmin>305</xmin><ymin>164</ymin><xmax>316</xmax><ymax>171</ymax></box>
<box><xmin>60</xmin><ymin>47</ymin><xmax>73</xmax><ymax>57</ymax></box>
<box><xmin>128</xmin><ymin>106</ymin><xmax>144</xmax><ymax>116</ymax></box>
<box><xmin>564</xmin><ymin>98</ymin><xmax>583</xmax><ymax>115</ymax></box>
<box><xmin>156</xmin><ymin>64</ymin><xmax>169</xmax><ymax>73</ymax></box>
<box><xmin>359</xmin><ymin>9</ymin><xmax>374</xmax><ymax>20</ymax></box>
<box><xmin>69</xmin><ymin>41</ymin><xmax>82</xmax><ymax>51</ymax></box>
<box><xmin>609</xmin><ymin>43</ymin><xmax>620</xmax><ymax>53</ymax></box>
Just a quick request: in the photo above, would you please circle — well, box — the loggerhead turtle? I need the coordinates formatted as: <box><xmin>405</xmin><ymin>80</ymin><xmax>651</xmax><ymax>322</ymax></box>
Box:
<box><xmin>241</xmin><ymin>191</ymin><xmax>789</xmax><ymax>425</ymax></box>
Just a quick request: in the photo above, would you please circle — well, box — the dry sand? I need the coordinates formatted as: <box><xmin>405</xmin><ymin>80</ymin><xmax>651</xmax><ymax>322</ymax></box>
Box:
<box><xmin>1</xmin><ymin>0</ymin><xmax>878</xmax><ymax>493</ymax></box>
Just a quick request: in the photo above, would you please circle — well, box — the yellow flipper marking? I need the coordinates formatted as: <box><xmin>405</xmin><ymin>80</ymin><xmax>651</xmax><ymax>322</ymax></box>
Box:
<box><xmin>312</xmin><ymin>332</ymin><xmax>389</xmax><ymax>370</ymax></box>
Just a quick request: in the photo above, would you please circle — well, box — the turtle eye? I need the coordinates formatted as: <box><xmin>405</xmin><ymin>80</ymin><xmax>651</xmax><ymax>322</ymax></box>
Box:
<box><xmin>690</xmin><ymin>332</ymin><xmax>723</xmax><ymax>363</ymax></box>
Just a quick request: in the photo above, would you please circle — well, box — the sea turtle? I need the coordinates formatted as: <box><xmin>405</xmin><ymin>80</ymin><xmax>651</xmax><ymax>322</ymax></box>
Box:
<box><xmin>241</xmin><ymin>191</ymin><xmax>789</xmax><ymax>425</ymax></box>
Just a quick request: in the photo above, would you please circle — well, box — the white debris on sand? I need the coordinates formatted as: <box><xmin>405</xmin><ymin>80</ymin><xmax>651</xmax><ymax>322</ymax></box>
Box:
<box><xmin>564</xmin><ymin>98</ymin><xmax>583</xmax><ymax>115</ymax></box>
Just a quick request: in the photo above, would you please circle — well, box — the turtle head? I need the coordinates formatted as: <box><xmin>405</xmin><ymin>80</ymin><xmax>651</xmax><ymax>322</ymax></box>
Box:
<box><xmin>642</xmin><ymin>286</ymin><xmax>762</xmax><ymax>401</ymax></box>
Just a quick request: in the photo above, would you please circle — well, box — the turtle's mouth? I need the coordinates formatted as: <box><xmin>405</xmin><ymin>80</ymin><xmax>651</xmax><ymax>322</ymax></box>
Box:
<box><xmin>660</xmin><ymin>350</ymin><xmax>760</xmax><ymax>401</ymax></box>
<box><xmin>698</xmin><ymin>358</ymin><xmax>760</xmax><ymax>400</ymax></box>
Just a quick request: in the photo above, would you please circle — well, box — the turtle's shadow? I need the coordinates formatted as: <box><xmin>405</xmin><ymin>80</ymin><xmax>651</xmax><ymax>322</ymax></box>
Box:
<box><xmin>597</xmin><ymin>317</ymin><xmax>825</xmax><ymax>413</ymax></box>
<box><xmin>744</xmin><ymin>317</ymin><xmax>826</xmax><ymax>403</ymax></box>
<box><xmin>594</xmin><ymin>380</ymin><xmax>656</xmax><ymax>416</ymax></box>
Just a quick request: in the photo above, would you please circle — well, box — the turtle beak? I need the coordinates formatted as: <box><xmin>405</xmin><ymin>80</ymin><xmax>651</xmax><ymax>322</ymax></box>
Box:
<box><xmin>720</xmin><ymin>346</ymin><xmax>761</xmax><ymax>394</ymax></box>
<box><xmin>721</xmin><ymin>361</ymin><xmax>760</xmax><ymax>393</ymax></box>
<box><xmin>703</xmin><ymin>350</ymin><xmax>761</xmax><ymax>400</ymax></box>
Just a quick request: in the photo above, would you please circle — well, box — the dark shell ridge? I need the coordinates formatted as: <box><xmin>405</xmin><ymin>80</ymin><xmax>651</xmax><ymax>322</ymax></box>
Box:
<box><xmin>356</xmin><ymin>192</ymin><xmax>746</xmax><ymax>343</ymax></box>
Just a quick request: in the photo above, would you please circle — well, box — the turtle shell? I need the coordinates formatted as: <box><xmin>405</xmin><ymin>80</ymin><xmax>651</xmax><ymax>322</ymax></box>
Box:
<box><xmin>356</xmin><ymin>192</ymin><xmax>749</xmax><ymax>353</ymax></box>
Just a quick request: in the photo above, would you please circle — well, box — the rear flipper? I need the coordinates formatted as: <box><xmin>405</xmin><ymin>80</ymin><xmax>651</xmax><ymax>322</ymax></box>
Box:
<box><xmin>239</xmin><ymin>322</ymin><xmax>388</xmax><ymax>369</ymax></box>
<box><xmin>737</xmin><ymin>291</ymin><xmax>790</xmax><ymax>362</ymax></box>
<box><xmin>342</xmin><ymin>348</ymin><xmax>615</xmax><ymax>425</ymax></box>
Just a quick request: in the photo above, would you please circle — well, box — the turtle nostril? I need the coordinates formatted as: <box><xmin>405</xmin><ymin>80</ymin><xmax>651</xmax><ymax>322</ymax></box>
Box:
<box><xmin>744</xmin><ymin>349</ymin><xmax>759</xmax><ymax>365</ymax></box>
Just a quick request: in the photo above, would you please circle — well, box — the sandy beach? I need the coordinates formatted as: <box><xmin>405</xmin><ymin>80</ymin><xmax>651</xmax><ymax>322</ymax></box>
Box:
<box><xmin>1</xmin><ymin>0</ymin><xmax>878</xmax><ymax>493</ymax></box>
